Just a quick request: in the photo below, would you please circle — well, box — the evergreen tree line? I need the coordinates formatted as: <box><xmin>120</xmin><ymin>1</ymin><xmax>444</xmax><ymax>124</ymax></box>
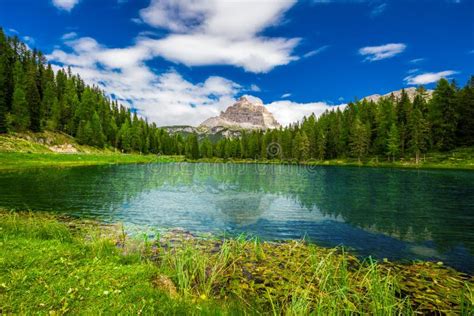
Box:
<box><xmin>0</xmin><ymin>28</ymin><xmax>184</xmax><ymax>154</ymax></box>
<box><xmin>195</xmin><ymin>79</ymin><xmax>474</xmax><ymax>163</ymax></box>
<box><xmin>0</xmin><ymin>29</ymin><xmax>473</xmax><ymax>162</ymax></box>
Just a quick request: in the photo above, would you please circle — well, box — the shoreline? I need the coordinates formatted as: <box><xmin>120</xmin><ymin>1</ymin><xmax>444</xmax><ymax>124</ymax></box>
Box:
<box><xmin>0</xmin><ymin>150</ymin><xmax>473</xmax><ymax>171</ymax></box>
<box><xmin>1</xmin><ymin>211</ymin><xmax>472</xmax><ymax>314</ymax></box>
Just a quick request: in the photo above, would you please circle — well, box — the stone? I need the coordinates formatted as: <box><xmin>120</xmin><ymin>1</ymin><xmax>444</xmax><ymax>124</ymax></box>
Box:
<box><xmin>200</xmin><ymin>96</ymin><xmax>281</xmax><ymax>130</ymax></box>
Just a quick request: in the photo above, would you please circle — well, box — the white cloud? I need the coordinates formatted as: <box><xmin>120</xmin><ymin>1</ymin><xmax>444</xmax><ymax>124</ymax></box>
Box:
<box><xmin>281</xmin><ymin>93</ymin><xmax>291</xmax><ymax>98</ymax></box>
<box><xmin>267</xmin><ymin>100</ymin><xmax>346</xmax><ymax>126</ymax></box>
<box><xmin>410</xmin><ymin>58</ymin><xmax>425</xmax><ymax>64</ymax></box>
<box><xmin>23</xmin><ymin>36</ymin><xmax>35</xmax><ymax>45</ymax></box>
<box><xmin>370</xmin><ymin>3</ymin><xmax>387</xmax><ymax>17</ymax></box>
<box><xmin>407</xmin><ymin>68</ymin><xmax>419</xmax><ymax>74</ymax></box>
<box><xmin>303</xmin><ymin>45</ymin><xmax>329</xmax><ymax>58</ymax></box>
<box><xmin>48</xmin><ymin>36</ymin><xmax>244</xmax><ymax>126</ymax></box>
<box><xmin>52</xmin><ymin>0</ymin><xmax>80</xmax><ymax>11</ymax></box>
<box><xmin>137</xmin><ymin>0</ymin><xmax>299</xmax><ymax>73</ymax></box>
<box><xmin>143</xmin><ymin>35</ymin><xmax>298</xmax><ymax>73</ymax></box>
<box><xmin>61</xmin><ymin>32</ymin><xmax>77</xmax><ymax>40</ymax></box>
<box><xmin>404</xmin><ymin>70</ymin><xmax>458</xmax><ymax>85</ymax></box>
<box><xmin>46</xmin><ymin>1</ymin><xmax>341</xmax><ymax>126</ymax></box>
<box><xmin>250</xmin><ymin>84</ymin><xmax>261</xmax><ymax>92</ymax></box>
<box><xmin>359</xmin><ymin>43</ymin><xmax>406</xmax><ymax>61</ymax></box>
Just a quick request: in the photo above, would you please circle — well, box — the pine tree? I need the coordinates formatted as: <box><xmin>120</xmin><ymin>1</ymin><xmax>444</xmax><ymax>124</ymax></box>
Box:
<box><xmin>107</xmin><ymin>117</ymin><xmax>119</xmax><ymax>147</ymax></box>
<box><xmin>429</xmin><ymin>79</ymin><xmax>458</xmax><ymax>151</ymax></box>
<box><xmin>299</xmin><ymin>131</ymin><xmax>310</xmax><ymax>161</ymax></box>
<box><xmin>200</xmin><ymin>138</ymin><xmax>213</xmax><ymax>158</ymax></box>
<box><xmin>350</xmin><ymin>118</ymin><xmax>370</xmax><ymax>163</ymax></box>
<box><xmin>408</xmin><ymin>108</ymin><xmax>429</xmax><ymax>164</ymax></box>
<box><xmin>25</xmin><ymin>61</ymin><xmax>42</xmax><ymax>132</ymax></box>
<box><xmin>455</xmin><ymin>77</ymin><xmax>474</xmax><ymax>146</ymax></box>
<box><xmin>90</xmin><ymin>111</ymin><xmax>105</xmax><ymax>148</ymax></box>
<box><xmin>118</xmin><ymin>120</ymin><xmax>131</xmax><ymax>152</ymax></box>
<box><xmin>61</xmin><ymin>79</ymin><xmax>79</xmax><ymax>134</ymax></box>
<box><xmin>42</xmin><ymin>81</ymin><xmax>58</xmax><ymax>130</ymax></box>
<box><xmin>396</xmin><ymin>89</ymin><xmax>412</xmax><ymax>156</ymax></box>
<box><xmin>387</xmin><ymin>123</ymin><xmax>400</xmax><ymax>162</ymax></box>
<box><xmin>315</xmin><ymin>125</ymin><xmax>326</xmax><ymax>160</ymax></box>
<box><xmin>10</xmin><ymin>61</ymin><xmax>30</xmax><ymax>131</ymax></box>
<box><xmin>0</xmin><ymin>28</ymin><xmax>9</xmax><ymax>133</ymax></box>
<box><xmin>76</xmin><ymin>120</ymin><xmax>93</xmax><ymax>145</ymax></box>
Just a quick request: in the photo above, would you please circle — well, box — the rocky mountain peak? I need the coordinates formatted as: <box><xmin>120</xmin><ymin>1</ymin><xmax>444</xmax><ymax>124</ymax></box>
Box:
<box><xmin>200</xmin><ymin>96</ymin><xmax>280</xmax><ymax>130</ymax></box>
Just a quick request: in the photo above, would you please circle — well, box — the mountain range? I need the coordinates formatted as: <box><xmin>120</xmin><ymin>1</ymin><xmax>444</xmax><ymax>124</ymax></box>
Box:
<box><xmin>164</xmin><ymin>88</ymin><xmax>434</xmax><ymax>136</ymax></box>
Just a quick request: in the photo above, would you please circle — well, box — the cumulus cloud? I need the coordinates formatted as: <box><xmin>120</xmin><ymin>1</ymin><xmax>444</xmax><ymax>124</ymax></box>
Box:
<box><xmin>47</xmin><ymin>1</ymin><xmax>337</xmax><ymax>126</ymax></box>
<box><xmin>51</xmin><ymin>0</ymin><xmax>80</xmax><ymax>11</ymax></box>
<box><xmin>359</xmin><ymin>43</ymin><xmax>406</xmax><ymax>61</ymax></box>
<box><xmin>137</xmin><ymin>0</ymin><xmax>299</xmax><ymax>73</ymax></box>
<box><xmin>48</xmin><ymin>34</ymin><xmax>342</xmax><ymax>126</ymax></box>
<box><xmin>404</xmin><ymin>70</ymin><xmax>458</xmax><ymax>85</ymax></box>
<box><xmin>267</xmin><ymin>100</ymin><xmax>345</xmax><ymax>126</ymax></box>
<box><xmin>48</xmin><ymin>36</ymin><xmax>242</xmax><ymax>126</ymax></box>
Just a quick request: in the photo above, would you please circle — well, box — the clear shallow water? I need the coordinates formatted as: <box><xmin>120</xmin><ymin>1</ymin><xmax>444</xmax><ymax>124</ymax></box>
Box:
<box><xmin>1</xmin><ymin>163</ymin><xmax>473</xmax><ymax>272</ymax></box>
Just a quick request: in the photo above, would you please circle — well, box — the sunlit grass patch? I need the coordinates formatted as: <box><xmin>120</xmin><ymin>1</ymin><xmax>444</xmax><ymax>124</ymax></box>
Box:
<box><xmin>0</xmin><ymin>211</ymin><xmax>472</xmax><ymax>314</ymax></box>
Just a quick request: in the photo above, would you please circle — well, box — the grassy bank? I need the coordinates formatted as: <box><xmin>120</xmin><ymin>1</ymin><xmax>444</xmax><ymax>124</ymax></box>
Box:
<box><xmin>0</xmin><ymin>152</ymin><xmax>182</xmax><ymax>170</ymax></box>
<box><xmin>0</xmin><ymin>132</ymin><xmax>183</xmax><ymax>170</ymax></box>
<box><xmin>1</xmin><ymin>132</ymin><xmax>473</xmax><ymax>170</ymax></box>
<box><xmin>0</xmin><ymin>211</ymin><xmax>472</xmax><ymax>314</ymax></box>
<box><xmin>189</xmin><ymin>147</ymin><xmax>474</xmax><ymax>171</ymax></box>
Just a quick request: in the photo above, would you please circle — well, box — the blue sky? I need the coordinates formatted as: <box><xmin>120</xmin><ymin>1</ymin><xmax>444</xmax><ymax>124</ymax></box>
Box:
<box><xmin>0</xmin><ymin>0</ymin><xmax>473</xmax><ymax>126</ymax></box>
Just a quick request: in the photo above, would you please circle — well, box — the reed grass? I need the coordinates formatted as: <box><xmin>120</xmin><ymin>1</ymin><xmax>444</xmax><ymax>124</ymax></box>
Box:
<box><xmin>0</xmin><ymin>211</ymin><xmax>472</xmax><ymax>315</ymax></box>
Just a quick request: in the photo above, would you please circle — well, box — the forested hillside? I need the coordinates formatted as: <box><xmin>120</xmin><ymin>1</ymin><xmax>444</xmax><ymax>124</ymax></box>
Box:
<box><xmin>0</xmin><ymin>28</ymin><xmax>472</xmax><ymax>162</ymax></box>
<box><xmin>0</xmin><ymin>28</ymin><xmax>180</xmax><ymax>155</ymax></box>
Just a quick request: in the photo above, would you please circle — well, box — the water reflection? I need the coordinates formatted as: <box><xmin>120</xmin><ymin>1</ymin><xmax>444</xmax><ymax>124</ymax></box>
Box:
<box><xmin>0</xmin><ymin>163</ymin><xmax>473</xmax><ymax>271</ymax></box>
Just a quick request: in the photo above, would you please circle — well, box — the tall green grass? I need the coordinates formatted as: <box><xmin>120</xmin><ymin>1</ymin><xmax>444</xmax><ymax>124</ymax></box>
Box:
<box><xmin>0</xmin><ymin>211</ymin><xmax>472</xmax><ymax>314</ymax></box>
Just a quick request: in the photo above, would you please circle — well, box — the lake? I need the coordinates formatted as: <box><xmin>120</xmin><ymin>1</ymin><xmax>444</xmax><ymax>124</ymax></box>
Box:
<box><xmin>1</xmin><ymin>163</ymin><xmax>473</xmax><ymax>272</ymax></box>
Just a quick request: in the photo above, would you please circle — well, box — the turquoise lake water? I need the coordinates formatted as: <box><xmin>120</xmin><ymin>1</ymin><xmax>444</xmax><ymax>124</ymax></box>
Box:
<box><xmin>0</xmin><ymin>163</ymin><xmax>473</xmax><ymax>272</ymax></box>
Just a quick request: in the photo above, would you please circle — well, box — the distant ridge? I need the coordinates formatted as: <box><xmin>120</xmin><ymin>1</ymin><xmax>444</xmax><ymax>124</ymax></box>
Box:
<box><xmin>363</xmin><ymin>87</ymin><xmax>433</xmax><ymax>103</ymax></box>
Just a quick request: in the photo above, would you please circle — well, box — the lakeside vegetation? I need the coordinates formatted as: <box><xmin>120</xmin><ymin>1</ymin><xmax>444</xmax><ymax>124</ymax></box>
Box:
<box><xmin>0</xmin><ymin>131</ymin><xmax>472</xmax><ymax>171</ymax></box>
<box><xmin>0</xmin><ymin>132</ymin><xmax>182</xmax><ymax>170</ymax></box>
<box><xmin>1</xmin><ymin>211</ymin><xmax>472</xmax><ymax>314</ymax></box>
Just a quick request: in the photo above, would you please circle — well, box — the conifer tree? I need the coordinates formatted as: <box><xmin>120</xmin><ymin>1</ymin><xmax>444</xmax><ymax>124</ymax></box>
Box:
<box><xmin>455</xmin><ymin>77</ymin><xmax>474</xmax><ymax>146</ymax></box>
<box><xmin>408</xmin><ymin>108</ymin><xmax>429</xmax><ymax>164</ymax></box>
<box><xmin>299</xmin><ymin>131</ymin><xmax>310</xmax><ymax>161</ymax></box>
<box><xmin>315</xmin><ymin>125</ymin><xmax>326</xmax><ymax>160</ymax></box>
<box><xmin>429</xmin><ymin>79</ymin><xmax>458</xmax><ymax>151</ymax></box>
<box><xmin>10</xmin><ymin>61</ymin><xmax>30</xmax><ymax>131</ymax></box>
<box><xmin>42</xmin><ymin>81</ymin><xmax>58</xmax><ymax>130</ymax></box>
<box><xmin>25</xmin><ymin>61</ymin><xmax>42</xmax><ymax>132</ymax></box>
<box><xmin>90</xmin><ymin>111</ymin><xmax>105</xmax><ymax>148</ymax></box>
<box><xmin>387</xmin><ymin>123</ymin><xmax>400</xmax><ymax>162</ymax></box>
<box><xmin>0</xmin><ymin>28</ymin><xmax>9</xmax><ymax>133</ymax></box>
<box><xmin>350</xmin><ymin>118</ymin><xmax>370</xmax><ymax>163</ymax></box>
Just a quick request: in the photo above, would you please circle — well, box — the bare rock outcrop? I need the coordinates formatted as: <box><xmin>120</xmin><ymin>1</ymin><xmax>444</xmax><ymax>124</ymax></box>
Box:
<box><xmin>363</xmin><ymin>87</ymin><xmax>433</xmax><ymax>103</ymax></box>
<box><xmin>200</xmin><ymin>96</ymin><xmax>281</xmax><ymax>130</ymax></box>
